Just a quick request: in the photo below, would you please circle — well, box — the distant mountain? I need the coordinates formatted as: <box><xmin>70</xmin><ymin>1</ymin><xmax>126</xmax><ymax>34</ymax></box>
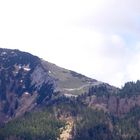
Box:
<box><xmin>1</xmin><ymin>48</ymin><xmax>140</xmax><ymax>140</ymax></box>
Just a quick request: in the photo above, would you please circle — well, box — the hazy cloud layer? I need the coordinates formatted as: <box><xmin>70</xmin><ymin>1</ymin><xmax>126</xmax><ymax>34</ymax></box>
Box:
<box><xmin>0</xmin><ymin>0</ymin><xmax>140</xmax><ymax>87</ymax></box>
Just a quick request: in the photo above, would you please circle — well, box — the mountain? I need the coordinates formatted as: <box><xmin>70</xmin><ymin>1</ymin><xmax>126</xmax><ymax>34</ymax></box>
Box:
<box><xmin>1</xmin><ymin>48</ymin><xmax>140</xmax><ymax>140</ymax></box>
<box><xmin>0</xmin><ymin>48</ymin><xmax>104</xmax><ymax>122</ymax></box>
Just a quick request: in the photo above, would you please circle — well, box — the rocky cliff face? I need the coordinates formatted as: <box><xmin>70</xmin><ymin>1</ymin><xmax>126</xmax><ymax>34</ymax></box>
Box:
<box><xmin>80</xmin><ymin>83</ymin><xmax>140</xmax><ymax>117</ymax></box>
<box><xmin>0</xmin><ymin>49</ymin><xmax>55</xmax><ymax>122</ymax></box>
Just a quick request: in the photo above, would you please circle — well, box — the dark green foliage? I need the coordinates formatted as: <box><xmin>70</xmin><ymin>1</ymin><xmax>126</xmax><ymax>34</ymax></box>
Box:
<box><xmin>37</xmin><ymin>82</ymin><xmax>54</xmax><ymax>104</ymax></box>
<box><xmin>89</xmin><ymin>84</ymin><xmax>111</xmax><ymax>97</ymax></box>
<box><xmin>113</xmin><ymin>106</ymin><xmax>140</xmax><ymax>140</ymax></box>
<box><xmin>119</xmin><ymin>80</ymin><xmax>140</xmax><ymax>97</ymax></box>
<box><xmin>79</xmin><ymin>84</ymin><xmax>117</xmax><ymax>99</ymax></box>
<box><xmin>75</xmin><ymin>124</ymin><xmax>115</xmax><ymax>140</ymax></box>
<box><xmin>0</xmin><ymin>109</ymin><xmax>65</xmax><ymax>140</ymax></box>
<box><xmin>1</xmin><ymin>100</ymin><xmax>140</xmax><ymax>140</ymax></box>
<box><xmin>3</xmin><ymin>102</ymin><xmax>10</xmax><ymax>114</ymax></box>
<box><xmin>0</xmin><ymin>69</ymin><xmax>7</xmax><ymax>100</ymax></box>
<box><xmin>73</xmin><ymin>105</ymin><xmax>140</xmax><ymax>140</ymax></box>
<box><xmin>14</xmin><ymin>99</ymin><xmax>19</xmax><ymax>110</ymax></box>
<box><xmin>50</xmin><ymin>101</ymin><xmax>140</xmax><ymax>140</ymax></box>
<box><xmin>73</xmin><ymin>108</ymin><xmax>115</xmax><ymax>140</ymax></box>
<box><xmin>50</xmin><ymin>101</ymin><xmax>118</xmax><ymax>140</ymax></box>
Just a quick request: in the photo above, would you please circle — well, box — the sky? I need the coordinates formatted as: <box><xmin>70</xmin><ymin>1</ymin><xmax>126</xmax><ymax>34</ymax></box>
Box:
<box><xmin>0</xmin><ymin>0</ymin><xmax>140</xmax><ymax>87</ymax></box>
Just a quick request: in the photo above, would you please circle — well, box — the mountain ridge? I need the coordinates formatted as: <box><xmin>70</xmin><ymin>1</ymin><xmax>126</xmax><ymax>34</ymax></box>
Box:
<box><xmin>0</xmin><ymin>48</ymin><xmax>109</xmax><ymax>123</ymax></box>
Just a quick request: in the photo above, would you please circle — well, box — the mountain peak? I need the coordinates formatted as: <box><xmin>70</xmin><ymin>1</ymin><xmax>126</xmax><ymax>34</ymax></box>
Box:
<box><xmin>0</xmin><ymin>48</ymin><xmax>105</xmax><ymax>123</ymax></box>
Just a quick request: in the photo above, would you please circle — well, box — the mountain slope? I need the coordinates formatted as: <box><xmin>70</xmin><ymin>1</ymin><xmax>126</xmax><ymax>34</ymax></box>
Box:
<box><xmin>0</xmin><ymin>48</ymin><xmax>107</xmax><ymax>123</ymax></box>
<box><xmin>41</xmin><ymin>60</ymin><xmax>101</xmax><ymax>96</ymax></box>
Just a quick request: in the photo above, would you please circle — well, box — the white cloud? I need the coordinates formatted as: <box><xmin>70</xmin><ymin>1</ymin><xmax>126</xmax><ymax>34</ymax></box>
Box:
<box><xmin>0</xmin><ymin>0</ymin><xmax>140</xmax><ymax>87</ymax></box>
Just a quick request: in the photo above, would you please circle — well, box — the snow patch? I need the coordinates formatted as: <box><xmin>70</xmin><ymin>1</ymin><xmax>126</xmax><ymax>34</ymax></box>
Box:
<box><xmin>23</xmin><ymin>67</ymin><xmax>31</xmax><ymax>71</ymax></box>
<box><xmin>24</xmin><ymin>92</ymin><xmax>29</xmax><ymax>95</ymax></box>
<box><xmin>23</xmin><ymin>64</ymin><xmax>31</xmax><ymax>71</ymax></box>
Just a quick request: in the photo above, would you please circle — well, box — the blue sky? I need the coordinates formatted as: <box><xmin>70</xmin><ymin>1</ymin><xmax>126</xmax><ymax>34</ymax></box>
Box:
<box><xmin>0</xmin><ymin>0</ymin><xmax>140</xmax><ymax>87</ymax></box>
